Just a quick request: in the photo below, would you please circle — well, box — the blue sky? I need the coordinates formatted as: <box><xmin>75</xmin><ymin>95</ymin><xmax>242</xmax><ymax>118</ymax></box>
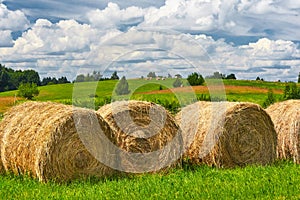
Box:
<box><xmin>0</xmin><ymin>0</ymin><xmax>299</xmax><ymax>81</ymax></box>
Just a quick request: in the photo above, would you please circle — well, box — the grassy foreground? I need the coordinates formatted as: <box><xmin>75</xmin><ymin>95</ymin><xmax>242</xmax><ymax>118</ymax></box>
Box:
<box><xmin>0</xmin><ymin>161</ymin><xmax>299</xmax><ymax>199</ymax></box>
<box><xmin>0</xmin><ymin>79</ymin><xmax>298</xmax><ymax>199</ymax></box>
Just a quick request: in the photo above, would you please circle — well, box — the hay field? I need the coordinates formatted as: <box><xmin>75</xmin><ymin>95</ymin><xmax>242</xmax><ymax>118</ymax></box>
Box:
<box><xmin>0</xmin><ymin>79</ymin><xmax>299</xmax><ymax>199</ymax></box>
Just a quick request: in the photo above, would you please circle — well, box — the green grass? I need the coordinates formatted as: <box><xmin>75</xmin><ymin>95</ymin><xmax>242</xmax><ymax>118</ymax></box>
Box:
<box><xmin>0</xmin><ymin>79</ymin><xmax>299</xmax><ymax>199</ymax></box>
<box><xmin>222</xmin><ymin>79</ymin><xmax>287</xmax><ymax>90</ymax></box>
<box><xmin>0</xmin><ymin>161</ymin><xmax>299</xmax><ymax>199</ymax></box>
<box><xmin>0</xmin><ymin>78</ymin><xmax>287</xmax><ymax>113</ymax></box>
<box><xmin>226</xmin><ymin>93</ymin><xmax>282</xmax><ymax>106</ymax></box>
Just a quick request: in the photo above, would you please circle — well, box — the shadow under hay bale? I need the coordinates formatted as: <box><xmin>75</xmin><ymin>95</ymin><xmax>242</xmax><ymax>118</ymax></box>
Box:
<box><xmin>266</xmin><ymin>100</ymin><xmax>300</xmax><ymax>164</ymax></box>
<box><xmin>0</xmin><ymin>101</ymin><xmax>118</xmax><ymax>182</ymax></box>
<box><xmin>97</xmin><ymin>100</ymin><xmax>183</xmax><ymax>173</ymax></box>
<box><xmin>176</xmin><ymin>101</ymin><xmax>277</xmax><ymax>168</ymax></box>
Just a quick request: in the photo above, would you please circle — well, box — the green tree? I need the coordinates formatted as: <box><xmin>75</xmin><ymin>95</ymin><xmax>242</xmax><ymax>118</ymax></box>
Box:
<box><xmin>263</xmin><ymin>89</ymin><xmax>276</xmax><ymax>108</ymax></box>
<box><xmin>173</xmin><ymin>78</ymin><xmax>183</xmax><ymax>88</ymax></box>
<box><xmin>23</xmin><ymin>70</ymin><xmax>41</xmax><ymax>85</ymax></box>
<box><xmin>225</xmin><ymin>73</ymin><xmax>237</xmax><ymax>80</ymax></box>
<box><xmin>206</xmin><ymin>72</ymin><xmax>225</xmax><ymax>79</ymax></box>
<box><xmin>283</xmin><ymin>83</ymin><xmax>300</xmax><ymax>100</ymax></box>
<box><xmin>92</xmin><ymin>71</ymin><xmax>103</xmax><ymax>81</ymax></box>
<box><xmin>57</xmin><ymin>76</ymin><xmax>70</xmax><ymax>84</ymax></box>
<box><xmin>75</xmin><ymin>74</ymin><xmax>85</xmax><ymax>82</ymax></box>
<box><xmin>147</xmin><ymin>72</ymin><xmax>157</xmax><ymax>78</ymax></box>
<box><xmin>174</xmin><ymin>74</ymin><xmax>182</xmax><ymax>79</ymax></box>
<box><xmin>187</xmin><ymin>72</ymin><xmax>205</xmax><ymax>86</ymax></box>
<box><xmin>115</xmin><ymin>76</ymin><xmax>130</xmax><ymax>95</ymax></box>
<box><xmin>111</xmin><ymin>71</ymin><xmax>119</xmax><ymax>80</ymax></box>
<box><xmin>0</xmin><ymin>70</ymin><xmax>10</xmax><ymax>92</ymax></box>
<box><xmin>17</xmin><ymin>83</ymin><xmax>39</xmax><ymax>100</ymax></box>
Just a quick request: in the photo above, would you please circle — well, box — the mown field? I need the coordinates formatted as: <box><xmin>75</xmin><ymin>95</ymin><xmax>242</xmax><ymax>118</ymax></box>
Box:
<box><xmin>0</xmin><ymin>78</ymin><xmax>299</xmax><ymax>199</ymax></box>
<box><xmin>0</xmin><ymin>78</ymin><xmax>287</xmax><ymax>115</ymax></box>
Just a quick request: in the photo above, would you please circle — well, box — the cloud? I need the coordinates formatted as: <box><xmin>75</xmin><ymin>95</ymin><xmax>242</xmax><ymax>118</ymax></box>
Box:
<box><xmin>242</xmin><ymin>38</ymin><xmax>299</xmax><ymax>59</ymax></box>
<box><xmin>2</xmin><ymin>0</ymin><xmax>165</xmax><ymax>23</ymax></box>
<box><xmin>1</xmin><ymin>1</ymin><xmax>300</xmax><ymax>82</ymax></box>
<box><xmin>86</xmin><ymin>3</ymin><xmax>145</xmax><ymax>30</ymax></box>
<box><xmin>1</xmin><ymin>20</ymin><xmax>300</xmax><ymax>81</ymax></box>
<box><xmin>0</xmin><ymin>3</ymin><xmax>29</xmax><ymax>31</ymax></box>
<box><xmin>11</xmin><ymin>19</ymin><xmax>101</xmax><ymax>54</ymax></box>
<box><xmin>144</xmin><ymin>0</ymin><xmax>298</xmax><ymax>41</ymax></box>
<box><xmin>4</xmin><ymin>0</ymin><xmax>300</xmax><ymax>41</ymax></box>
<box><xmin>0</xmin><ymin>30</ymin><xmax>13</xmax><ymax>46</ymax></box>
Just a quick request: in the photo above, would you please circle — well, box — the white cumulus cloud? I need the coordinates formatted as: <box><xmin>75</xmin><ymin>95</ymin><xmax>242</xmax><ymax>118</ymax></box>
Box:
<box><xmin>0</xmin><ymin>3</ymin><xmax>29</xmax><ymax>31</ymax></box>
<box><xmin>86</xmin><ymin>3</ymin><xmax>145</xmax><ymax>30</ymax></box>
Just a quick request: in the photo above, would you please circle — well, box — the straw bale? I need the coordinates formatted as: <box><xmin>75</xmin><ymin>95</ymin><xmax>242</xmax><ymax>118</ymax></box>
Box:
<box><xmin>176</xmin><ymin>101</ymin><xmax>277</xmax><ymax>167</ymax></box>
<box><xmin>266</xmin><ymin>100</ymin><xmax>300</xmax><ymax>163</ymax></box>
<box><xmin>0</xmin><ymin>101</ymin><xmax>117</xmax><ymax>182</ymax></box>
<box><xmin>97</xmin><ymin>100</ymin><xmax>182</xmax><ymax>172</ymax></box>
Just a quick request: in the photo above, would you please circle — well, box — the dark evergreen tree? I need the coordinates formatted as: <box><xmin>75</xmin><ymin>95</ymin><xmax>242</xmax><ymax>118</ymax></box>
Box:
<box><xmin>115</xmin><ymin>76</ymin><xmax>130</xmax><ymax>95</ymax></box>
<box><xmin>174</xmin><ymin>74</ymin><xmax>182</xmax><ymax>79</ymax></box>
<box><xmin>0</xmin><ymin>70</ymin><xmax>9</xmax><ymax>92</ymax></box>
<box><xmin>111</xmin><ymin>71</ymin><xmax>119</xmax><ymax>80</ymax></box>
<box><xmin>147</xmin><ymin>72</ymin><xmax>157</xmax><ymax>78</ymax></box>
<box><xmin>0</xmin><ymin>64</ymin><xmax>41</xmax><ymax>91</ymax></box>
<box><xmin>41</xmin><ymin>77</ymin><xmax>52</xmax><ymax>86</ymax></box>
<box><xmin>58</xmin><ymin>76</ymin><xmax>70</xmax><ymax>84</ymax></box>
<box><xmin>187</xmin><ymin>72</ymin><xmax>205</xmax><ymax>86</ymax></box>
<box><xmin>206</xmin><ymin>71</ymin><xmax>225</xmax><ymax>79</ymax></box>
<box><xmin>225</xmin><ymin>73</ymin><xmax>237</xmax><ymax>80</ymax></box>
<box><xmin>173</xmin><ymin>78</ymin><xmax>183</xmax><ymax>88</ymax></box>
<box><xmin>23</xmin><ymin>70</ymin><xmax>41</xmax><ymax>85</ymax></box>
<box><xmin>75</xmin><ymin>74</ymin><xmax>85</xmax><ymax>82</ymax></box>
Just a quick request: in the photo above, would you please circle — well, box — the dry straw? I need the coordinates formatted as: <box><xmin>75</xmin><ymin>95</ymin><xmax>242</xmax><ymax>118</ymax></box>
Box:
<box><xmin>97</xmin><ymin>100</ymin><xmax>182</xmax><ymax>172</ymax></box>
<box><xmin>0</xmin><ymin>119</ymin><xmax>5</xmax><ymax>174</ymax></box>
<box><xmin>0</xmin><ymin>101</ymin><xmax>117</xmax><ymax>182</ymax></box>
<box><xmin>176</xmin><ymin>101</ymin><xmax>277</xmax><ymax>168</ymax></box>
<box><xmin>266</xmin><ymin>100</ymin><xmax>300</xmax><ymax>163</ymax></box>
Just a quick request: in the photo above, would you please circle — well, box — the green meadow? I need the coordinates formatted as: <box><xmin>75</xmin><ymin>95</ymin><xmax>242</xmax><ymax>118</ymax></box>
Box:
<box><xmin>0</xmin><ymin>79</ymin><xmax>299</xmax><ymax>199</ymax></box>
<box><xmin>0</xmin><ymin>78</ymin><xmax>287</xmax><ymax>113</ymax></box>
<box><xmin>0</xmin><ymin>162</ymin><xmax>299</xmax><ymax>199</ymax></box>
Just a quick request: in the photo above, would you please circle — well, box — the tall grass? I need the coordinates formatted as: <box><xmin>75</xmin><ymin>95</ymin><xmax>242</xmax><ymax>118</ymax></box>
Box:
<box><xmin>0</xmin><ymin>161</ymin><xmax>299</xmax><ymax>199</ymax></box>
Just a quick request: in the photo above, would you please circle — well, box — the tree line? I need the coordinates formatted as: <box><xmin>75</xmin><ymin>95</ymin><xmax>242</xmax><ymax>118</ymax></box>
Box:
<box><xmin>0</xmin><ymin>64</ymin><xmax>40</xmax><ymax>92</ymax></box>
<box><xmin>0</xmin><ymin>64</ymin><xmax>70</xmax><ymax>92</ymax></box>
<box><xmin>74</xmin><ymin>71</ymin><xmax>119</xmax><ymax>82</ymax></box>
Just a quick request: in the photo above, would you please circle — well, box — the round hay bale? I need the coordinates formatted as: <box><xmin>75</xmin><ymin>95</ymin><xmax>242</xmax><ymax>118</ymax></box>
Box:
<box><xmin>0</xmin><ymin>101</ymin><xmax>117</xmax><ymax>182</ymax></box>
<box><xmin>97</xmin><ymin>100</ymin><xmax>182</xmax><ymax>173</ymax></box>
<box><xmin>0</xmin><ymin>119</ymin><xmax>5</xmax><ymax>174</ymax></box>
<box><xmin>266</xmin><ymin>100</ymin><xmax>300</xmax><ymax>163</ymax></box>
<box><xmin>175</xmin><ymin>101</ymin><xmax>277</xmax><ymax>168</ymax></box>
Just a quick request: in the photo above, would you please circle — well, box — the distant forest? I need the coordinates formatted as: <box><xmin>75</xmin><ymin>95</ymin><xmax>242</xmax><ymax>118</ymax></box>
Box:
<box><xmin>1</xmin><ymin>63</ymin><xmax>299</xmax><ymax>93</ymax></box>
<box><xmin>0</xmin><ymin>64</ymin><xmax>70</xmax><ymax>92</ymax></box>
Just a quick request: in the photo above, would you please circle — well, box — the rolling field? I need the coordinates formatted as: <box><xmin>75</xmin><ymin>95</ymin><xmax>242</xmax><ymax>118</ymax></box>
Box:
<box><xmin>0</xmin><ymin>79</ymin><xmax>299</xmax><ymax>199</ymax></box>
<box><xmin>0</xmin><ymin>78</ymin><xmax>286</xmax><ymax>115</ymax></box>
